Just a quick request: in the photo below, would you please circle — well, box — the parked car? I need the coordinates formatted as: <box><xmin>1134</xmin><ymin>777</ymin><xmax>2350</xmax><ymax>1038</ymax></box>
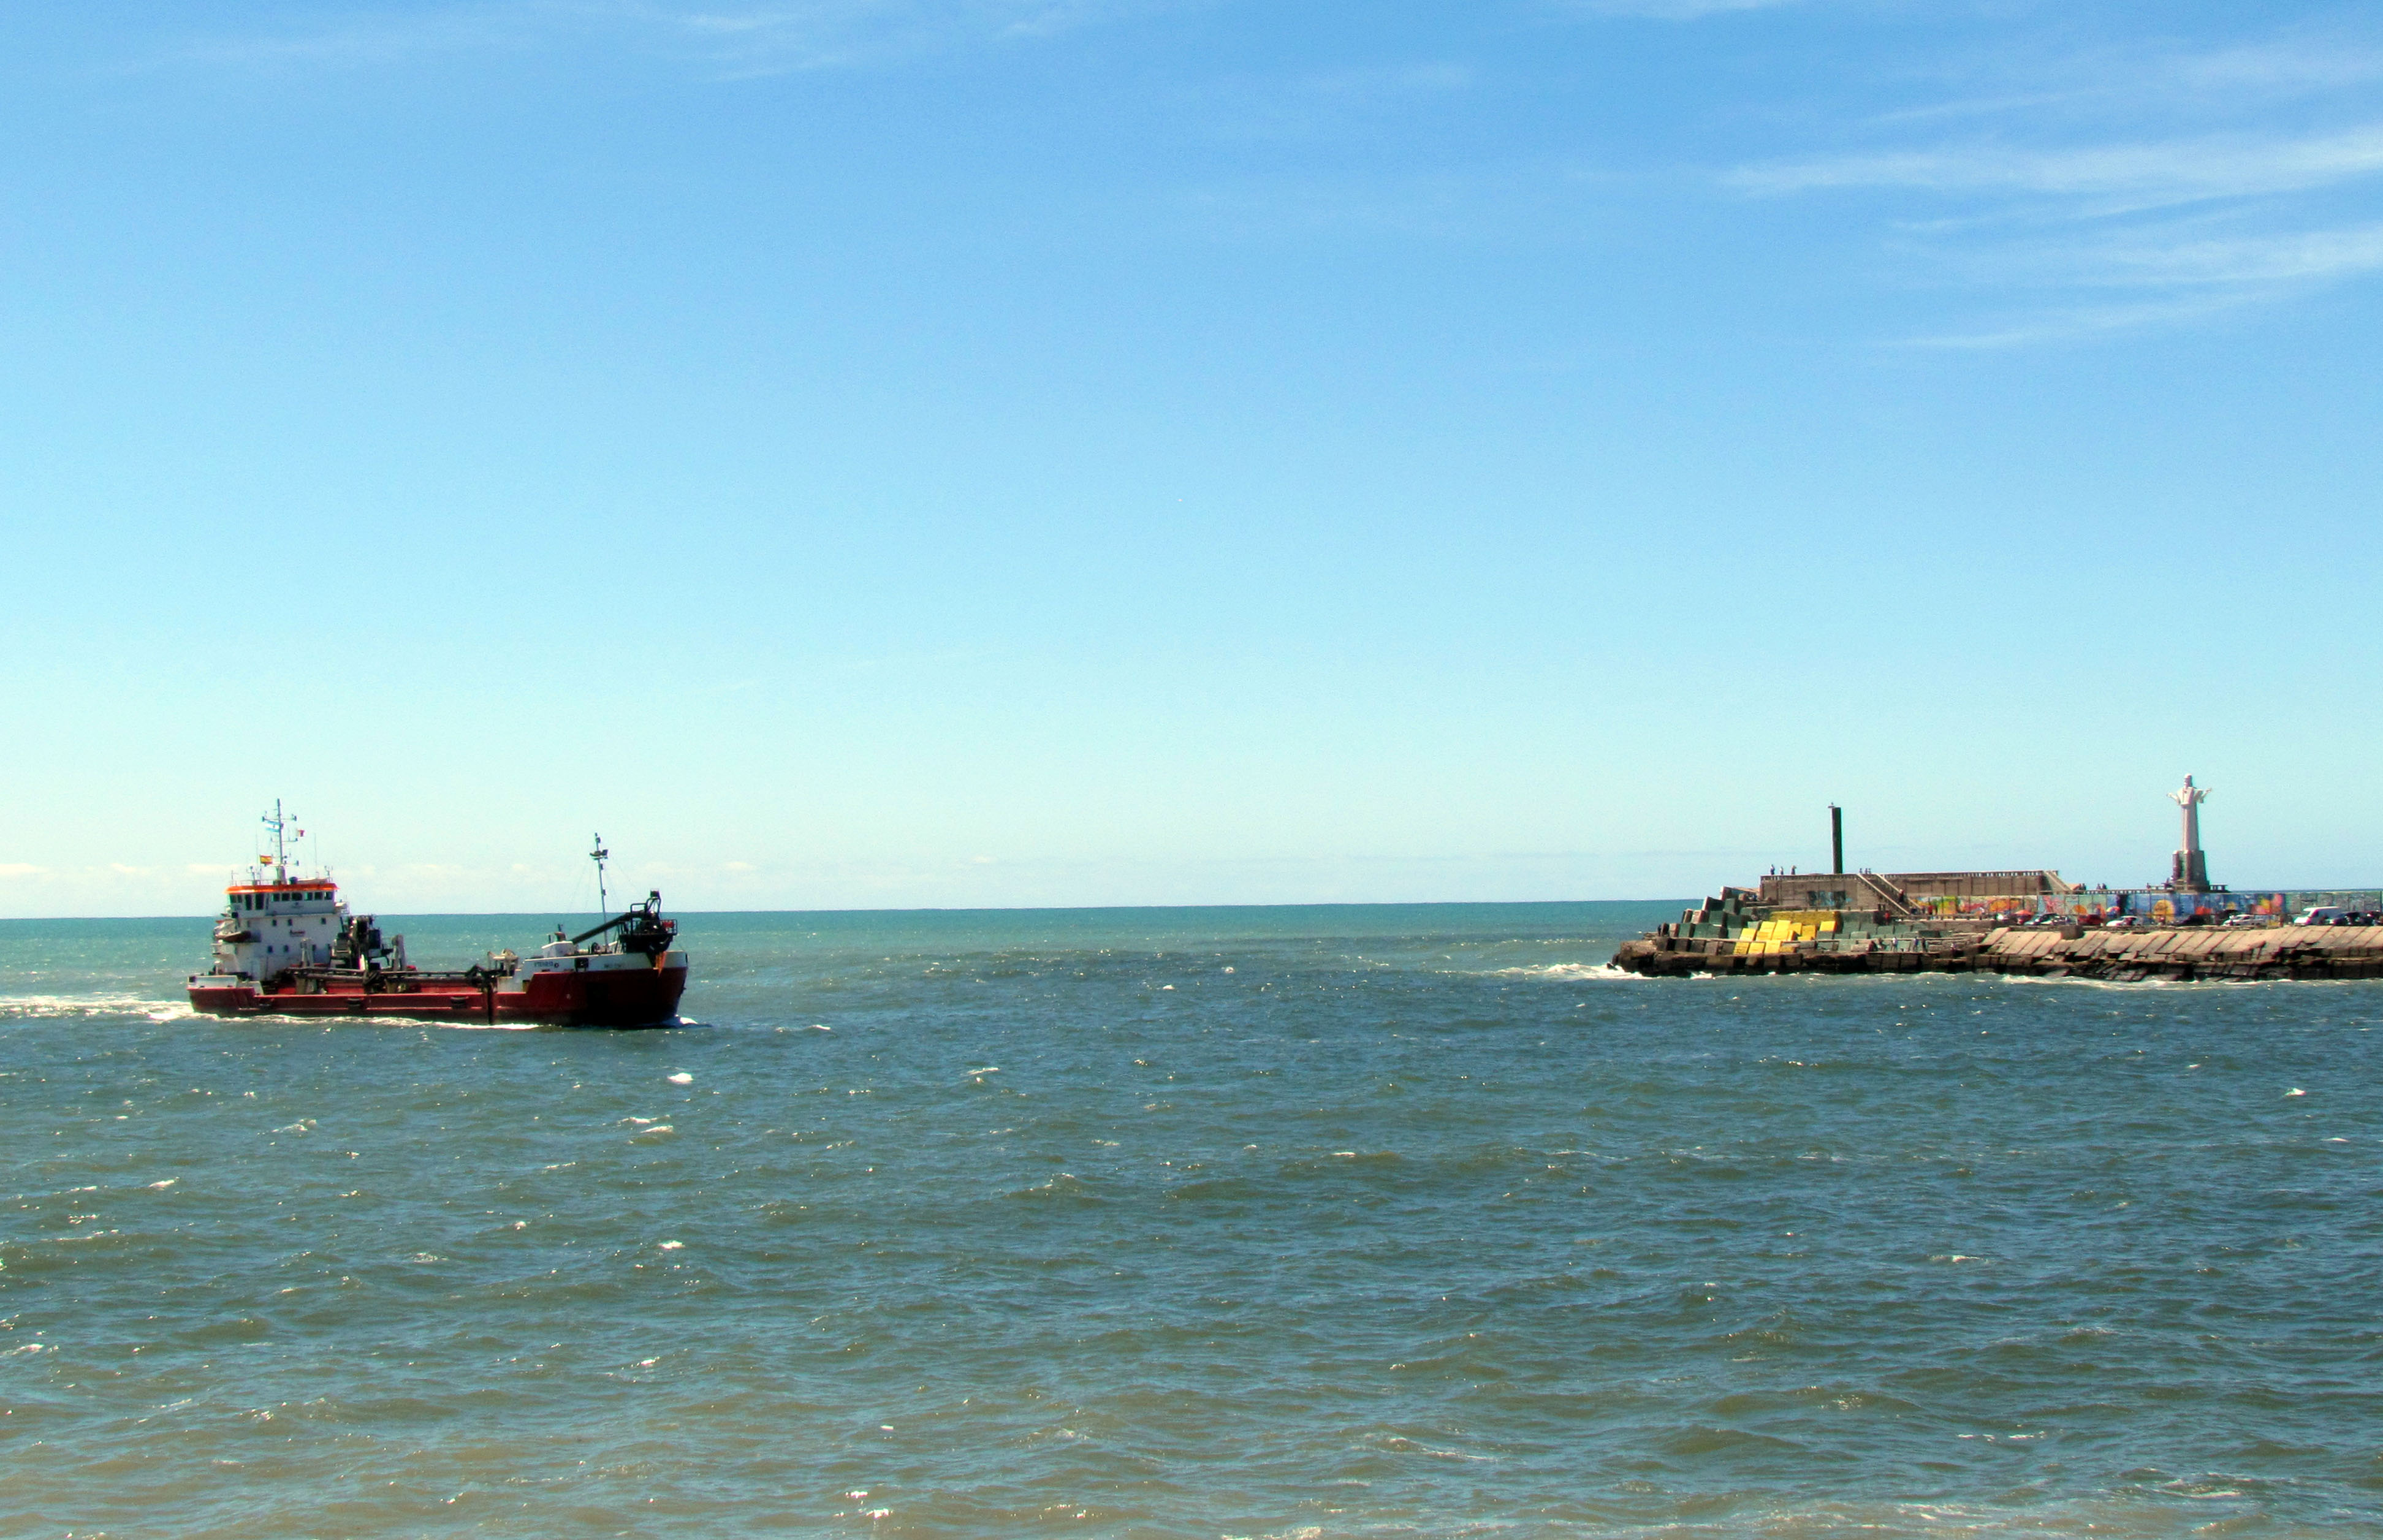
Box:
<box><xmin>2294</xmin><ymin>907</ymin><xmax>2348</xmax><ymax>927</ymax></box>
<box><xmin>2222</xmin><ymin>912</ymin><xmax>2276</xmax><ymax>928</ymax></box>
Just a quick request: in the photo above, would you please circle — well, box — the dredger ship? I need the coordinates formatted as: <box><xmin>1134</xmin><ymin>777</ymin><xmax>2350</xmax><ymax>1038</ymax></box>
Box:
<box><xmin>185</xmin><ymin>806</ymin><xmax>687</xmax><ymax>1027</ymax></box>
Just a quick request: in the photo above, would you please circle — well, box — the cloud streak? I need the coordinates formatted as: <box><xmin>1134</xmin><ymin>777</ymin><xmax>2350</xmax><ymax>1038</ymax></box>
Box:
<box><xmin>154</xmin><ymin>0</ymin><xmax>1161</xmax><ymax>77</ymax></box>
<box><xmin>2085</xmin><ymin>221</ymin><xmax>2383</xmax><ymax>287</ymax></box>
<box><xmin>1197</xmin><ymin>61</ymin><xmax>1478</xmax><ymax>145</ymax></box>
<box><xmin>1727</xmin><ymin>26</ymin><xmax>2383</xmax><ymax>344</ymax></box>
<box><xmin>657</xmin><ymin>0</ymin><xmax>1163</xmax><ymax>69</ymax></box>
<box><xmin>1872</xmin><ymin>36</ymin><xmax>2383</xmax><ymax>127</ymax></box>
<box><xmin>1557</xmin><ymin>0</ymin><xmax>1805</xmax><ymax>20</ymax></box>
<box><xmin>1738</xmin><ymin>124</ymin><xmax>2383</xmax><ymax>210</ymax></box>
<box><xmin>1905</xmin><ymin>292</ymin><xmax>2266</xmax><ymax>351</ymax></box>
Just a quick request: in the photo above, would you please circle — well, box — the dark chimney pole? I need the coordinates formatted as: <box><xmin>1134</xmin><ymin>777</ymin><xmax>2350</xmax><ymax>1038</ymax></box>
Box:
<box><xmin>1830</xmin><ymin>804</ymin><xmax>1844</xmax><ymax>876</ymax></box>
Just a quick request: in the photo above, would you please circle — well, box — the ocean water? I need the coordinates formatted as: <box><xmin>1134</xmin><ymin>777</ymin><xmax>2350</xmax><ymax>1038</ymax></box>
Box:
<box><xmin>2</xmin><ymin>902</ymin><xmax>2379</xmax><ymax>1539</ymax></box>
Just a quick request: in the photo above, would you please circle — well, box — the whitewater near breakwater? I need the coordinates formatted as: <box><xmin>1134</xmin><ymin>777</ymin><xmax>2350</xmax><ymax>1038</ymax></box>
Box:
<box><xmin>2</xmin><ymin>904</ymin><xmax>2377</xmax><ymax>1538</ymax></box>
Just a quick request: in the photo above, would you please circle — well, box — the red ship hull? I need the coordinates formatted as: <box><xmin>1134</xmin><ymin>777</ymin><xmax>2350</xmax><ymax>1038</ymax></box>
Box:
<box><xmin>188</xmin><ymin>962</ymin><xmax>688</xmax><ymax>1028</ymax></box>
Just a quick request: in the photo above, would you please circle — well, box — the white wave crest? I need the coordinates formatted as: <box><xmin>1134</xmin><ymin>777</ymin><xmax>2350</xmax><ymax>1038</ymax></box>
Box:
<box><xmin>1475</xmin><ymin>963</ymin><xmax>1646</xmax><ymax>982</ymax></box>
<box><xmin>1995</xmin><ymin>974</ymin><xmax>2259</xmax><ymax>992</ymax></box>
<box><xmin>0</xmin><ymin>994</ymin><xmax>192</xmax><ymax>1023</ymax></box>
<box><xmin>230</xmin><ymin>1011</ymin><xmax>541</xmax><ymax>1031</ymax></box>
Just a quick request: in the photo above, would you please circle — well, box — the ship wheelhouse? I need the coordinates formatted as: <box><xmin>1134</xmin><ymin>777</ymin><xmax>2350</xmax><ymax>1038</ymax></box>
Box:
<box><xmin>212</xmin><ymin>878</ymin><xmax>346</xmax><ymax>979</ymax></box>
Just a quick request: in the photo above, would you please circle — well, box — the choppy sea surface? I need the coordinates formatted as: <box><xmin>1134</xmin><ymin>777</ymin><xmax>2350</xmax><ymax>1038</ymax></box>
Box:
<box><xmin>2</xmin><ymin>902</ymin><xmax>2379</xmax><ymax>1539</ymax></box>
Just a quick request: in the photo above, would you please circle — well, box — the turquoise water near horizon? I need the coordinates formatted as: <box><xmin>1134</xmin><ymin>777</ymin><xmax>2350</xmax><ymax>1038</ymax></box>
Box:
<box><xmin>2</xmin><ymin>901</ymin><xmax>2379</xmax><ymax>1538</ymax></box>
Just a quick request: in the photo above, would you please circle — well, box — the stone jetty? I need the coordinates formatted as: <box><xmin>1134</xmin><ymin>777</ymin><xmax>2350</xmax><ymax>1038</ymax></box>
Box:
<box><xmin>1978</xmin><ymin>922</ymin><xmax>2383</xmax><ymax>982</ymax></box>
<box><xmin>1612</xmin><ymin>895</ymin><xmax>2383</xmax><ymax>982</ymax></box>
<box><xmin>1620</xmin><ymin>784</ymin><xmax>2383</xmax><ymax>981</ymax></box>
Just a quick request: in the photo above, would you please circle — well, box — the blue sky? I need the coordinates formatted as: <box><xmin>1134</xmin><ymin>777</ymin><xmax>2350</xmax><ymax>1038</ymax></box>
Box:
<box><xmin>6</xmin><ymin>0</ymin><xmax>2381</xmax><ymax>917</ymax></box>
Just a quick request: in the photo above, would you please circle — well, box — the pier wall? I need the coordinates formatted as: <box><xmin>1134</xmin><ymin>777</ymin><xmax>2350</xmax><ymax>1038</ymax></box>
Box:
<box><xmin>1613</xmin><ymin>922</ymin><xmax>2383</xmax><ymax>981</ymax></box>
<box><xmin>1757</xmin><ymin>870</ymin><xmax>2070</xmax><ymax>913</ymax></box>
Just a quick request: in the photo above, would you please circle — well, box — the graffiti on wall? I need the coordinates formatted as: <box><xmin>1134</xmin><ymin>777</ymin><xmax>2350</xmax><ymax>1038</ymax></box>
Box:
<box><xmin>1909</xmin><ymin>890</ymin><xmax>2291</xmax><ymax>920</ymax></box>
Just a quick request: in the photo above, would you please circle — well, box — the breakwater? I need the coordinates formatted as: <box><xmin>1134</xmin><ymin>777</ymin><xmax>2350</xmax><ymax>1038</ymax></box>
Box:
<box><xmin>1614</xmin><ymin>889</ymin><xmax>2383</xmax><ymax>980</ymax></box>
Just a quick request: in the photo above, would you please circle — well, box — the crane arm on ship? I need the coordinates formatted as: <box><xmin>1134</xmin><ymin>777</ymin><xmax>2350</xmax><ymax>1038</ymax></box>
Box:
<box><xmin>571</xmin><ymin>891</ymin><xmax>675</xmax><ymax>954</ymax></box>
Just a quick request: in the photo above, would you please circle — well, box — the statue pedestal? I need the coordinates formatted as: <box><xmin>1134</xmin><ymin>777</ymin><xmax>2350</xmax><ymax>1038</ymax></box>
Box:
<box><xmin>2169</xmin><ymin>776</ymin><xmax>2212</xmax><ymax>895</ymax></box>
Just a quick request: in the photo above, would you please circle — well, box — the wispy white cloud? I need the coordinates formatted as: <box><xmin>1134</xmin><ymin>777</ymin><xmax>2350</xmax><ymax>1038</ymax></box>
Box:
<box><xmin>162</xmin><ymin>6</ymin><xmax>533</xmax><ymax>69</ymax></box>
<box><xmin>1291</xmin><ymin>61</ymin><xmax>1477</xmax><ymax>104</ymax></box>
<box><xmin>2082</xmin><ymin>220</ymin><xmax>2383</xmax><ymax>287</ymax></box>
<box><xmin>656</xmin><ymin>0</ymin><xmax>1167</xmax><ymax>70</ymax></box>
<box><xmin>2160</xmin><ymin>36</ymin><xmax>2383</xmax><ymax>94</ymax></box>
<box><xmin>1904</xmin><ymin>292</ymin><xmax>2266</xmax><ymax>351</ymax></box>
<box><xmin>153</xmin><ymin>0</ymin><xmax>1165</xmax><ymax>77</ymax></box>
<box><xmin>1179</xmin><ymin>159</ymin><xmax>1618</xmax><ymax>243</ymax></box>
<box><xmin>1876</xmin><ymin>36</ymin><xmax>2383</xmax><ymax>126</ymax></box>
<box><xmin>1556</xmin><ymin>0</ymin><xmax>1804</xmax><ymax>20</ymax></box>
<box><xmin>1730</xmin><ymin>24</ymin><xmax>2383</xmax><ymax>344</ymax></box>
<box><xmin>1738</xmin><ymin>124</ymin><xmax>2383</xmax><ymax>211</ymax></box>
<box><xmin>1199</xmin><ymin>61</ymin><xmax>1477</xmax><ymax>144</ymax></box>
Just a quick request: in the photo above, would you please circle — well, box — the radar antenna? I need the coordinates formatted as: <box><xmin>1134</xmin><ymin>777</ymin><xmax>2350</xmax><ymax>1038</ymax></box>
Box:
<box><xmin>591</xmin><ymin>833</ymin><xmax>610</xmax><ymax>916</ymax></box>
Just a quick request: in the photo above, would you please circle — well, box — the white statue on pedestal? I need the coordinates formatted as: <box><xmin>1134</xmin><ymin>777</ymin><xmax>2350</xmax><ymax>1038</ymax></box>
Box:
<box><xmin>2169</xmin><ymin>775</ymin><xmax>2210</xmax><ymax>892</ymax></box>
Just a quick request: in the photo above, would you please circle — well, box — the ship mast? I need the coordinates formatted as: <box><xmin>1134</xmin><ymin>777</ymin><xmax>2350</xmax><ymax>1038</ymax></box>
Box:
<box><xmin>260</xmin><ymin>800</ymin><xmax>290</xmax><ymax>884</ymax></box>
<box><xmin>591</xmin><ymin>833</ymin><xmax>609</xmax><ymax>916</ymax></box>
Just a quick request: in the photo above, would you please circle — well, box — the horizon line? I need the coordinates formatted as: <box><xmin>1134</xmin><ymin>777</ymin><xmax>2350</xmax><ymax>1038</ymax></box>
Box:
<box><xmin>4</xmin><ymin>896</ymin><xmax>1697</xmax><ymax>923</ymax></box>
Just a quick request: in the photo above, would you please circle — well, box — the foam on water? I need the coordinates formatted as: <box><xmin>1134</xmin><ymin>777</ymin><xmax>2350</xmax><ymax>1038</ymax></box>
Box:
<box><xmin>0</xmin><ymin>992</ymin><xmax>569</xmax><ymax>1031</ymax></box>
<box><xmin>1477</xmin><ymin>962</ymin><xmax>1648</xmax><ymax>981</ymax></box>
<box><xmin>0</xmin><ymin>992</ymin><xmax>192</xmax><ymax>1022</ymax></box>
<box><xmin>1</xmin><ymin>900</ymin><xmax>2377</xmax><ymax>1538</ymax></box>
